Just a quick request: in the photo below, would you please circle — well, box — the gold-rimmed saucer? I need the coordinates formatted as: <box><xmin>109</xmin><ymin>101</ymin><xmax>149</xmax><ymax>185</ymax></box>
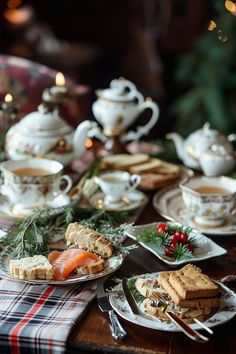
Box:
<box><xmin>89</xmin><ymin>190</ymin><xmax>147</xmax><ymax>212</ymax></box>
<box><xmin>153</xmin><ymin>185</ymin><xmax>236</xmax><ymax>236</ymax></box>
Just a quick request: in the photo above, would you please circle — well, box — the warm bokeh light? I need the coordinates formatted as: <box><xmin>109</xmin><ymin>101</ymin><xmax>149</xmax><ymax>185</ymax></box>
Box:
<box><xmin>208</xmin><ymin>20</ymin><xmax>217</xmax><ymax>31</ymax></box>
<box><xmin>85</xmin><ymin>138</ymin><xmax>93</xmax><ymax>149</ymax></box>
<box><xmin>4</xmin><ymin>7</ymin><xmax>32</xmax><ymax>25</ymax></box>
<box><xmin>7</xmin><ymin>0</ymin><xmax>22</xmax><ymax>9</ymax></box>
<box><xmin>55</xmin><ymin>72</ymin><xmax>65</xmax><ymax>87</ymax></box>
<box><xmin>5</xmin><ymin>93</ymin><xmax>13</xmax><ymax>103</ymax></box>
<box><xmin>225</xmin><ymin>0</ymin><xmax>236</xmax><ymax>12</ymax></box>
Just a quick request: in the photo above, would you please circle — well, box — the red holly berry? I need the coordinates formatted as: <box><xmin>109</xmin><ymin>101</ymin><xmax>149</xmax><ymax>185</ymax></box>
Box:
<box><xmin>170</xmin><ymin>241</ymin><xmax>177</xmax><ymax>249</ymax></box>
<box><xmin>179</xmin><ymin>232</ymin><xmax>189</xmax><ymax>244</ymax></box>
<box><xmin>164</xmin><ymin>246</ymin><xmax>173</xmax><ymax>257</ymax></box>
<box><xmin>157</xmin><ymin>223</ymin><xmax>167</xmax><ymax>233</ymax></box>
<box><xmin>172</xmin><ymin>231</ymin><xmax>182</xmax><ymax>243</ymax></box>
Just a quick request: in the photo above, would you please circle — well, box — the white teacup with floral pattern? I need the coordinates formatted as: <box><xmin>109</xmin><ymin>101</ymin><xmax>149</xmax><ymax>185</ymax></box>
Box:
<box><xmin>0</xmin><ymin>158</ymin><xmax>72</xmax><ymax>208</ymax></box>
<box><xmin>180</xmin><ymin>176</ymin><xmax>236</xmax><ymax>226</ymax></box>
<box><xmin>94</xmin><ymin>171</ymin><xmax>141</xmax><ymax>203</ymax></box>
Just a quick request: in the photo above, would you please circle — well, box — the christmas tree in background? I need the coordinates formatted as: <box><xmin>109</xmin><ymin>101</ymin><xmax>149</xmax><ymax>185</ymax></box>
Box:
<box><xmin>172</xmin><ymin>0</ymin><xmax>236</xmax><ymax>136</ymax></box>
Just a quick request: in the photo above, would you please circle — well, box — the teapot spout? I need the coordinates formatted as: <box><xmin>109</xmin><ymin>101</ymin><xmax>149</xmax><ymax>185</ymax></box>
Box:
<box><xmin>73</xmin><ymin>120</ymin><xmax>107</xmax><ymax>157</ymax></box>
<box><xmin>166</xmin><ymin>132</ymin><xmax>185</xmax><ymax>162</ymax></box>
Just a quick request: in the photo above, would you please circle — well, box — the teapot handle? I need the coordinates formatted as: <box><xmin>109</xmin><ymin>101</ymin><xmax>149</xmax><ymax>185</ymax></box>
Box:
<box><xmin>121</xmin><ymin>98</ymin><xmax>159</xmax><ymax>141</ymax></box>
<box><xmin>110</xmin><ymin>78</ymin><xmax>144</xmax><ymax>104</ymax></box>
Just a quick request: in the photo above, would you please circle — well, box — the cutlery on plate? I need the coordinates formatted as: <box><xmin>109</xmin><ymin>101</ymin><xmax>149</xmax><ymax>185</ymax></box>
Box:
<box><xmin>96</xmin><ymin>277</ymin><xmax>127</xmax><ymax>340</ymax></box>
<box><xmin>121</xmin><ymin>278</ymin><xmax>209</xmax><ymax>343</ymax></box>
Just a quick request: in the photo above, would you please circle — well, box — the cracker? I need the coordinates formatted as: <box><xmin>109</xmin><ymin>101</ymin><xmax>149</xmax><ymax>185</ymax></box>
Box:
<box><xmin>169</xmin><ymin>265</ymin><xmax>219</xmax><ymax>299</ymax></box>
<box><xmin>158</xmin><ymin>271</ymin><xmax>220</xmax><ymax>308</ymax></box>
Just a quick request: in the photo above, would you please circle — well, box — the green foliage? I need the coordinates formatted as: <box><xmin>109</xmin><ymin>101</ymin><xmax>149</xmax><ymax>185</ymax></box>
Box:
<box><xmin>0</xmin><ymin>204</ymin><xmax>131</xmax><ymax>259</ymax></box>
<box><xmin>172</xmin><ymin>0</ymin><xmax>236</xmax><ymax>136</ymax></box>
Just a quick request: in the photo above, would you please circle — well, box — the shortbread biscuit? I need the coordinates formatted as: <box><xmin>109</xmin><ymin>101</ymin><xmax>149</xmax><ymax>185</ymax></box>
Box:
<box><xmin>158</xmin><ymin>271</ymin><xmax>220</xmax><ymax>307</ymax></box>
<box><xmin>169</xmin><ymin>265</ymin><xmax>219</xmax><ymax>299</ymax></box>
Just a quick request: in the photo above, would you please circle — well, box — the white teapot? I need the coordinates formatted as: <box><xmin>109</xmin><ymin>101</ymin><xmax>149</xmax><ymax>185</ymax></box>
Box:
<box><xmin>92</xmin><ymin>78</ymin><xmax>159</xmax><ymax>141</ymax></box>
<box><xmin>5</xmin><ymin>103</ymin><xmax>101</xmax><ymax>165</ymax></box>
<box><xmin>167</xmin><ymin>123</ymin><xmax>236</xmax><ymax>169</ymax></box>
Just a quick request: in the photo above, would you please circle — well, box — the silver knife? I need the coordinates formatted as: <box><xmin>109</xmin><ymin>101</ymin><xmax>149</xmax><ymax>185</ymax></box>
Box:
<box><xmin>96</xmin><ymin>277</ymin><xmax>127</xmax><ymax>340</ymax></box>
<box><xmin>121</xmin><ymin>278</ymin><xmax>209</xmax><ymax>343</ymax></box>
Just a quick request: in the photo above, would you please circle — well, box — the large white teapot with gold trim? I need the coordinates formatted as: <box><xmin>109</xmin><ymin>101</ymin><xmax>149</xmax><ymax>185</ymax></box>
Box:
<box><xmin>92</xmin><ymin>78</ymin><xmax>159</xmax><ymax>141</ymax></box>
<box><xmin>168</xmin><ymin>123</ymin><xmax>236</xmax><ymax>169</ymax></box>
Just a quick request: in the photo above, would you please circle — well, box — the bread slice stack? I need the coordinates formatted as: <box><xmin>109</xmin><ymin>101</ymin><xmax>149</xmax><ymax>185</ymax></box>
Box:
<box><xmin>101</xmin><ymin>153</ymin><xmax>181</xmax><ymax>189</ymax></box>
<box><xmin>136</xmin><ymin>264</ymin><xmax>220</xmax><ymax>323</ymax></box>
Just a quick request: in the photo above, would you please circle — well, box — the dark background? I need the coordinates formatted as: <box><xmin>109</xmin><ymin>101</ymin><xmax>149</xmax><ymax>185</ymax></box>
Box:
<box><xmin>0</xmin><ymin>0</ymin><xmax>211</xmax><ymax>137</ymax></box>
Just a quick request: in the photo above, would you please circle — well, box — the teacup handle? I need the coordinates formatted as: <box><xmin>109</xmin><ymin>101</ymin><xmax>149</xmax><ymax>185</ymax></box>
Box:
<box><xmin>121</xmin><ymin>99</ymin><xmax>159</xmax><ymax>141</ymax></box>
<box><xmin>129</xmin><ymin>174</ymin><xmax>141</xmax><ymax>190</ymax></box>
<box><xmin>55</xmin><ymin>174</ymin><xmax>73</xmax><ymax>195</ymax></box>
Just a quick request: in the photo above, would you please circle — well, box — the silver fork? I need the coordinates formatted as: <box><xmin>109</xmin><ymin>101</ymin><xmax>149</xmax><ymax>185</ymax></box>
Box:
<box><xmin>150</xmin><ymin>292</ymin><xmax>210</xmax><ymax>342</ymax></box>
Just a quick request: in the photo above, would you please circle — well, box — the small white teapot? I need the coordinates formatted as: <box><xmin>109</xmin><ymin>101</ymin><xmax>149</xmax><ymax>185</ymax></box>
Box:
<box><xmin>5</xmin><ymin>103</ymin><xmax>100</xmax><ymax>165</ymax></box>
<box><xmin>92</xmin><ymin>78</ymin><xmax>159</xmax><ymax>141</ymax></box>
<box><xmin>168</xmin><ymin>123</ymin><xmax>235</xmax><ymax>169</ymax></box>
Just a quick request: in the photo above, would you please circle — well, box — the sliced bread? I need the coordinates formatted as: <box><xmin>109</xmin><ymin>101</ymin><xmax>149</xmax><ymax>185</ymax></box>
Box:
<box><xmin>102</xmin><ymin>153</ymin><xmax>150</xmax><ymax>170</ymax></box>
<box><xmin>9</xmin><ymin>255</ymin><xmax>54</xmax><ymax>280</ymax></box>
<box><xmin>129</xmin><ymin>158</ymin><xmax>163</xmax><ymax>174</ymax></box>
<box><xmin>65</xmin><ymin>222</ymin><xmax>113</xmax><ymax>258</ymax></box>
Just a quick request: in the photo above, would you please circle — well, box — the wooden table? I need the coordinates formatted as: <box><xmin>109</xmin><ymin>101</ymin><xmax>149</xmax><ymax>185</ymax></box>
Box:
<box><xmin>67</xmin><ymin>196</ymin><xmax>236</xmax><ymax>354</ymax></box>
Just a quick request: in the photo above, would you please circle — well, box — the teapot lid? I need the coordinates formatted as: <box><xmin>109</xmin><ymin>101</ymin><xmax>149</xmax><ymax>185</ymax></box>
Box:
<box><xmin>96</xmin><ymin>78</ymin><xmax>138</xmax><ymax>102</ymax></box>
<box><xmin>18</xmin><ymin>103</ymin><xmax>72</xmax><ymax>137</ymax></box>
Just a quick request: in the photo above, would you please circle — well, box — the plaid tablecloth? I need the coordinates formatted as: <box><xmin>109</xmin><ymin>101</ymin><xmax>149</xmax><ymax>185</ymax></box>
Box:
<box><xmin>0</xmin><ymin>278</ymin><xmax>97</xmax><ymax>354</ymax></box>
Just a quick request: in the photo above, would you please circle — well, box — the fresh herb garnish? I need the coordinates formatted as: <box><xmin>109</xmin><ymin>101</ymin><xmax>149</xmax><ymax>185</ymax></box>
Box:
<box><xmin>127</xmin><ymin>277</ymin><xmax>146</xmax><ymax>304</ymax></box>
<box><xmin>138</xmin><ymin>222</ymin><xmax>198</xmax><ymax>261</ymax></box>
<box><xmin>0</xmin><ymin>203</ymin><xmax>132</xmax><ymax>259</ymax></box>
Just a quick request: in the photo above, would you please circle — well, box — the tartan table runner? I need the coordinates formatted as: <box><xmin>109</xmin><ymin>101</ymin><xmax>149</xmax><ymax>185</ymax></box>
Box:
<box><xmin>0</xmin><ymin>278</ymin><xmax>97</xmax><ymax>354</ymax></box>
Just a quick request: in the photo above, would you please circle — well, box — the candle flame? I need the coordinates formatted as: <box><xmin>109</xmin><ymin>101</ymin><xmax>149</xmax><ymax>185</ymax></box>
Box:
<box><xmin>5</xmin><ymin>93</ymin><xmax>13</xmax><ymax>103</ymax></box>
<box><xmin>85</xmin><ymin>138</ymin><xmax>93</xmax><ymax>149</ymax></box>
<box><xmin>55</xmin><ymin>72</ymin><xmax>65</xmax><ymax>87</ymax></box>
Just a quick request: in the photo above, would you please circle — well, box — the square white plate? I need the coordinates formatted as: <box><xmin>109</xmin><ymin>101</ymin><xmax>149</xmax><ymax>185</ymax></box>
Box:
<box><xmin>125</xmin><ymin>222</ymin><xmax>227</xmax><ymax>267</ymax></box>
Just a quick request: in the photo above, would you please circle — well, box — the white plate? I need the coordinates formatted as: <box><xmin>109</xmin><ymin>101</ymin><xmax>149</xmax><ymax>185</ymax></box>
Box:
<box><xmin>0</xmin><ymin>194</ymin><xmax>72</xmax><ymax>220</ymax></box>
<box><xmin>89</xmin><ymin>190</ymin><xmax>148</xmax><ymax>212</ymax></box>
<box><xmin>153</xmin><ymin>185</ymin><xmax>236</xmax><ymax>236</ymax></box>
<box><xmin>0</xmin><ymin>246</ymin><xmax>123</xmax><ymax>285</ymax></box>
<box><xmin>125</xmin><ymin>222</ymin><xmax>226</xmax><ymax>266</ymax></box>
<box><xmin>109</xmin><ymin>272</ymin><xmax>236</xmax><ymax>332</ymax></box>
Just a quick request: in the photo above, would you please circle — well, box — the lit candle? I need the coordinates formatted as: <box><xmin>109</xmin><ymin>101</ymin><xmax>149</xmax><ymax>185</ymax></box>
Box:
<box><xmin>0</xmin><ymin>93</ymin><xmax>19</xmax><ymax>131</ymax></box>
<box><xmin>51</xmin><ymin>72</ymin><xmax>67</xmax><ymax>95</ymax></box>
<box><xmin>42</xmin><ymin>72</ymin><xmax>69</xmax><ymax>104</ymax></box>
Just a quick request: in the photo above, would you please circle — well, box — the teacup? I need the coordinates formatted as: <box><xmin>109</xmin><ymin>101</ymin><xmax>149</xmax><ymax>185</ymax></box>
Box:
<box><xmin>179</xmin><ymin>176</ymin><xmax>236</xmax><ymax>226</ymax></box>
<box><xmin>94</xmin><ymin>171</ymin><xmax>141</xmax><ymax>203</ymax></box>
<box><xmin>0</xmin><ymin>158</ymin><xmax>73</xmax><ymax>208</ymax></box>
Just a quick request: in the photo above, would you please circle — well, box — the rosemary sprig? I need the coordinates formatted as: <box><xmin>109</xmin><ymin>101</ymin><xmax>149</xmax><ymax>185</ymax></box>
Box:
<box><xmin>0</xmin><ymin>204</ymin><xmax>131</xmax><ymax>259</ymax></box>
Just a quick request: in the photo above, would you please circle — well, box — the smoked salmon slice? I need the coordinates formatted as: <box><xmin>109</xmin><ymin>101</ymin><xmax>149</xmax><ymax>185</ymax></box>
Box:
<box><xmin>48</xmin><ymin>249</ymin><xmax>99</xmax><ymax>280</ymax></box>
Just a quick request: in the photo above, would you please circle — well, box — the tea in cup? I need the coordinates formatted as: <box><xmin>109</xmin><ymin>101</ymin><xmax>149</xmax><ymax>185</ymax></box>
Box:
<box><xmin>0</xmin><ymin>158</ymin><xmax>73</xmax><ymax>208</ymax></box>
<box><xmin>179</xmin><ymin>176</ymin><xmax>236</xmax><ymax>226</ymax></box>
<box><xmin>94</xmin><ymin>171</ymin><xmax>141</xmax><ymax>203</ymax></box>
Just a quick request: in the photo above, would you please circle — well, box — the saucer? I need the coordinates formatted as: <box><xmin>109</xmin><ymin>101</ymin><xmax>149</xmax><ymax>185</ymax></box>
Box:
<box><xmin>153</xmin><ymin>185</ymin><xmax>236</xmax><ymax>236</ymax></box>
<box><xmin>0</xmin><ymin>194</ymin><xmax>72</xmax><ymax>220</ymax></box>
<box><xmin>89</xmin><ymin>190</ymin><xmax>148</xmax><ymax>211</ymax></box>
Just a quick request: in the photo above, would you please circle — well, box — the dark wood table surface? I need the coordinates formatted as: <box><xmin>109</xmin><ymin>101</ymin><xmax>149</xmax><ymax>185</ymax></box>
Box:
<box><xmin>67</xmin><ymin>195</ymin><xmax>236</xmax><ymax>354</ymax></box>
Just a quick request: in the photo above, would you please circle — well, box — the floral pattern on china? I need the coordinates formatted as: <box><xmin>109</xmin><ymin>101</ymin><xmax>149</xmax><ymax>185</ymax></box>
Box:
<box><xmin>5</xmin><ymin>102</ymin><xmax>100</xmax><ymax>166</ymax></box>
